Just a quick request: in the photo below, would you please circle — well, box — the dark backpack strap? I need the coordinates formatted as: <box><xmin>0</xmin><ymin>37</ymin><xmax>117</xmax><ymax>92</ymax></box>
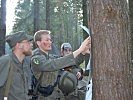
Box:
<box><xmin>33</xmin><ymin>72</ymin><xmax>43</xmax><ymax>95</ymax></box>
<box><xmin>53</xmin><ymin>71</ymin><xmax>62</xmax><ymax>87</ymax></box>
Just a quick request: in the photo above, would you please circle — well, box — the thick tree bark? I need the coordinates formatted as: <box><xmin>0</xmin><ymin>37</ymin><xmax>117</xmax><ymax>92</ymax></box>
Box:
<box><xmin>129</xmin><ymin>0</ymin><xmax>133</xmax><ymax>60</ymax></box>
<box><xmin>0</xmin><ymin>0</ymin><xmax>6</xmax><ymax>56</ymax></box>
<box><xmin>128</xmin><ymin>1</ymin><xmax>133</xmax><ymax>99</ymax></box>
<box><xmin>89</xmin><ymin>0</ymin><xmax>132</xmax><ymax>99</ymax></box>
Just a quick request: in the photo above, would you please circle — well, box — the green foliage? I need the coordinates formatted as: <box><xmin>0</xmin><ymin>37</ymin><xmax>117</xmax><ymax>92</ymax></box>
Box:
<box><xmin>13</xmin><ymin>0</ymin><xmax>34</xmax><ymax>34</ymax></box>
<box><xmin>13</xmin><ymin>0</ymin><xmax>83</xmax><ymax>50</ymax></box>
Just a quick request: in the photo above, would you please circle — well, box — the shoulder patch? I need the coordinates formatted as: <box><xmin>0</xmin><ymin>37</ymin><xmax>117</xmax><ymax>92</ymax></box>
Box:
<box><xmin>32</xmin><ymin>58</ymin><xmax>40</xmax><ymax>65</ymax></box>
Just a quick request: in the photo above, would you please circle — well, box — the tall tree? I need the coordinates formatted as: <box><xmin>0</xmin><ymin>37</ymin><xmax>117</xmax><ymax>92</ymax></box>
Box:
<box><xmin>13</xmin><ymin>0</ymin><xmax>83</xmax><ymax>50</ymax></box>
<box><xmin>0</xmin><ymin>0</ymin><xmax>6</xmax><ymax>56</ymax></box>
<box><xmin>89</xmin><ymin>0</ymin><xmax>132</xmax><ymax>99</ymax></box>
<box><xmin>46</xmin><ymin>0</ymin><xmax>50</xmax><ymax>30</ymax></box>
<box><xmin>129</xmin><ymin>0</ymin><xmax>133</xmax><ymax>60</ymax></box>
<box><xmin>128</xmin><ymin>3</ymin><xmax>133</xmax><ymax>98</ymax></box>
<box><xmin>13</xmin><ymin>0</ymin><xmax>34</xmax><ymax>33</ymax></box>
<box><xmin>34</xmin><ymin>0</ymin><xmax>39</xmax><ymax>33</ymax></box>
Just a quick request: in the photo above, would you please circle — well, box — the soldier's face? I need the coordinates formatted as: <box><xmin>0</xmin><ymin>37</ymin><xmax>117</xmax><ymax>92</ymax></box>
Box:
<box><xmin>62</xmin><ymin>49</ymin><xmax>72</xmax><ymax>56</ymax></box>
<box><xmin>19</xmin><ymin>40</ymin><xmax>33</xmax><ymax>56</ymax></box>
<box><xmin>39</xmin><ymin>34</ymin><xmax>52</xmax><ymax>52</ymax></box>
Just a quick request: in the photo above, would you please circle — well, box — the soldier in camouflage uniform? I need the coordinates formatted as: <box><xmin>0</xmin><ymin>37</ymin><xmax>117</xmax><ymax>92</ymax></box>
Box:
<box><xmin>0</xmin><ymin>31</ymin><xmax>33</xmax><ymax>100</ymax></box>
<box><xmin>31</xmin><ymin>30</ymin><xmax>91</xmax><ymax>100</ymax></box>
<box><xmin>60</xmin><ymin>43</ymin><xmax>84</xmax><ymax>100</ymax></box>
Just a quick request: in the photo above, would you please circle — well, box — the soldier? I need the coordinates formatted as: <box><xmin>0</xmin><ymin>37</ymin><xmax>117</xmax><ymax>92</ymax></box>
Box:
<box><xmin>60</xmin><ymin>43</ymin><xmax>84</xmax><ymax>100</ymax></box>
<box><xmin>60</xmin><ymin>43</ymin><xmax>83</xmax><ymax>80</ymax></box>
<box><xmin>31</xmin><ymin>30</ymin><xmax>91</xmax><ymax>100</ymax></box>
<box><xmin>0</xmin><ymin>31</ymin><xmax>33</xmax><ymax>100</ymax></box>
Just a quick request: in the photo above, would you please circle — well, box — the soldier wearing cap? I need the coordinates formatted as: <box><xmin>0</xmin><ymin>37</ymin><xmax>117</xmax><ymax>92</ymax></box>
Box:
<box><xmin>60</xmin><ymin>43</ymin><xmax>84</xmax><ymax>100</ymax></box>
<box><xmin>31</xmin><ymin>30</ymin><xmax>91</xmax><ymax>100</ymax></box>
<box><xmin>61</xmin><ymin>43</ymin><xmax>83</xmax><ymax>80</ymax></box>
<box><xmin>0</xmin><ymin>31</ymin><xmax>33</xmax><ymax>100</ymax></box>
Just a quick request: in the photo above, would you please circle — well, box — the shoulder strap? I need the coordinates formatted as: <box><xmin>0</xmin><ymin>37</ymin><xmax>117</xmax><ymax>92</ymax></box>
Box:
<box><xmin>33</xmin><ymin>72</ymin><xmax>43</xmax><ymax>95</ymax></box>
<box><xmin>31</xmin><ymin>53</ymin><xmax>60</xmax><ymax>95</ymax></box>
<box><xmin>53</xmin><ymin>70</ymin><xmax>61</xmax><ymax>87</ymax></box>
<box><xmin>4</xmin><ymin>57</ymin><xmax>14</xmax><ymax>97</ymax></box>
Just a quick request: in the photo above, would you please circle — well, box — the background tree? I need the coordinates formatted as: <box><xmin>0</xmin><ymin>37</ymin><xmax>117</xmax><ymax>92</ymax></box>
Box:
<box><xmin>13</xmin><ymin>0</ymin><xmax>34</xmax><ymax>35</ymax></box>
<box><xmin>89</xmin><ymin>0</ymin><xmax>132</xmax><ymax>99</ymax></box>
<box><xmin>13</xmin><ymin>0</ymin><xmax>83</xmax><ymax>51</ymax></box>
<box><xmin>34</xmin><ymin>0</ymin><xmax>39</xmax><ymax>33</ymax></box>
<box><xmin>45</xmin><ymin>0</ymin><xmax>51</xmax><ymax>30</ymax></box>
<box><xmin>0</xmin><ymin>0</ymin><xmax>6</xmax><ymax>56</ymax></box>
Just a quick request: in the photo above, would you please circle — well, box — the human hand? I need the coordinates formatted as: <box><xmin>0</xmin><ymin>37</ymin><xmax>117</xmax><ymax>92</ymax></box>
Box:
<box><xmin>79</xmin><ymin>37</ymin><xmax>91</xmax><ymax>55</ymax></box>
<box><xmin>82</xmin><ymin>48</ymin><xmax>91</xmax><ymax>55</ymax></box>
<box><xmin>73</xmin><ymin>37</ymin><xmax>91</xmax><ymax>58</ymax></box>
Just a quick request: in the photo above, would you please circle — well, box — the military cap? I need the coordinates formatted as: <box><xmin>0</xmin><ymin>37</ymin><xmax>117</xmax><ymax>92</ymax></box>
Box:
<box><xmin>6</xmin><ymin>31</ymin><xmax>33</xmax><ymax>48</ymax></box>
<box><xmin>61</xmin><ymin>43</ymin><xmax>72</xmax><ymax>50</ymax></box>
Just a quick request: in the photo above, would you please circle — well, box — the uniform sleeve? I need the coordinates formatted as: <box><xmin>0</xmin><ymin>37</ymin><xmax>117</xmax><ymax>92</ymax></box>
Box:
<box><xmin>0</xmin><ymin>55</ymin><xmax>10</xmax><ymax>87</ymax></box>
<box><xmin>31</xmin><ymin>54</ymin><xmax>76</xmax><ymax>72</ymax></box>
<box><xmin>74</xmin><ymin>53</ymin><xmax>85</xmax><ymax>66</ymax></box>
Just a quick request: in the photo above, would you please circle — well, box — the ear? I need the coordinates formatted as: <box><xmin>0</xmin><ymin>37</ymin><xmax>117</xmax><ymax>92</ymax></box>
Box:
<box><xmin>16</xmin><ymin>42</ymin><xmax>24</xmax><ymax>49</ymax></box>
<box><xmin>36</xmin><ymin>41</ymin><xmax>40</xmax><ymax>46</ymax></box>
<box><xmin>61</xmin><ymin>50</ymin><xmax>64</xmax><ymax>55</ymax></box>
<box><xmin>16</xmin><ymin>43</ymin><xmax>21</xmax><ymax>48</ymax></box>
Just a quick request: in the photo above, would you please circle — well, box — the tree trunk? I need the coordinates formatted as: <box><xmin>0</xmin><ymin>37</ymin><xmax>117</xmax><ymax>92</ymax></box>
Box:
<box><xmin>34</xmin><ymin>0</ymin><xmax>39</xmax><ymax>33</ymax></box>
<box><xmin>46</xmin><ymin>0</ymin><xmax>50</xmax><ymax>30</ymax></box>
<box><xmin>89</xmin><ymin>0</ymin><xmax>132</xmax><ymax>99</ymax></box>
<box><xmin>0</xmin><ymin>0</ymin><xmax>6</xmax><ymax>56</ymax></box>
<box><xmin>128</xmin><ymin>2</ymin><xmax>133</xmax><ymax>99</ymax></box>
<box><xmin>129</xmin><ymin>0</ymin><xmax>133</xmax><ymax>61</ymax></box>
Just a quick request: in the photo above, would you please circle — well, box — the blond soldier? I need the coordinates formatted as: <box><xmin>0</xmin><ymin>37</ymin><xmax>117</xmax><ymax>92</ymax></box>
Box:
<box><xmin>31</xmin><ymin>30</ymin><xmax>91</xmax><ymax>100</ymax></box>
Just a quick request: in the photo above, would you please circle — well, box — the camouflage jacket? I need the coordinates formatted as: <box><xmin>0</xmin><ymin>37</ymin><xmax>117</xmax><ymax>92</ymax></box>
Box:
<box><xmin>31</xmin><ymin>48</ymin><xmax>85</xmax><ymax>100</ymax></box>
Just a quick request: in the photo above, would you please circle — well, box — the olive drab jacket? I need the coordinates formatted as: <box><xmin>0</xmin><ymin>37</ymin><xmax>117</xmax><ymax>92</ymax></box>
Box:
<box><xmin>0</xmin><ymin>53</ymin><xmax>31</xmax><ymax>100</ymax></box>
<box><xmin>31</xmin><ymin>48</ymin><xmax>85</xmax><ymax>100</ymax></box>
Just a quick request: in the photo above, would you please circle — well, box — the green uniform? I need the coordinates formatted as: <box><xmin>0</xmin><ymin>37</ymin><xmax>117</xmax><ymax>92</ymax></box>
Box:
<box><xmin>31</xmin><ymin>48</ymin><xmax>85</xmax><ymax>100</ymax></box>
<box><xmin>62</xmin><ymin>65</ymin><xmax>85</xmax><ymax>100</ymax></box>
<box><xmin>0</xmin><ymin>53</ymin><xmax>31</xmax><ymax>100</ymax></box>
